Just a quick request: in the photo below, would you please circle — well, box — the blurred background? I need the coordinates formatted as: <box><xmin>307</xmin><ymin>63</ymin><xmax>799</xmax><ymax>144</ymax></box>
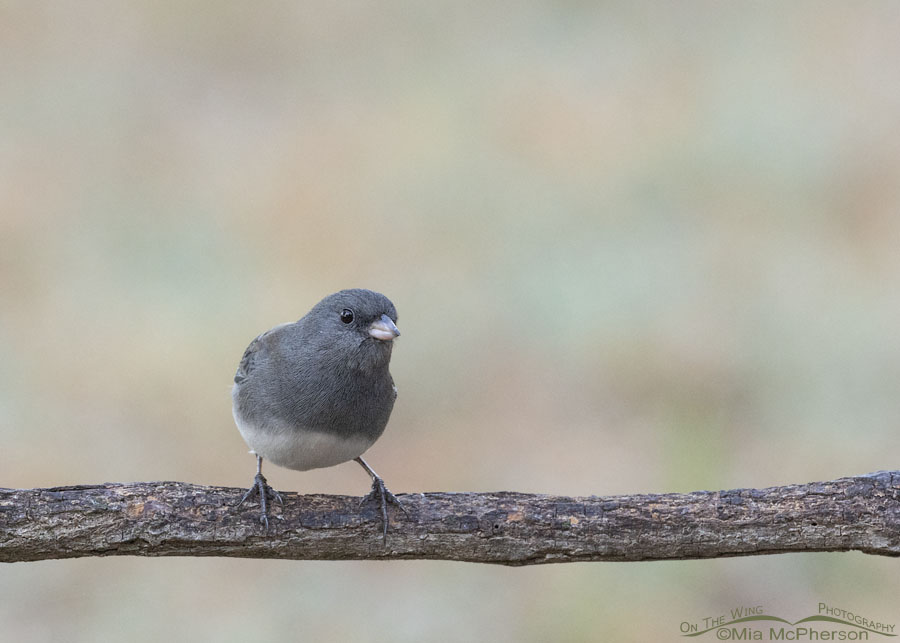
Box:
<box><xmin>2</xmin><ymin>2</ymin><xmax>899</xmax><ymax>641</ymax></box>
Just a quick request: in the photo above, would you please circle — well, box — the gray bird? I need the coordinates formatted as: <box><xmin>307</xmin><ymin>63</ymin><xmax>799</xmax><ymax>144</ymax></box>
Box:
<box><xmin>232</xmin><ymin>288</ymin><xmax>404</xmax><ymax>538</ymax></box>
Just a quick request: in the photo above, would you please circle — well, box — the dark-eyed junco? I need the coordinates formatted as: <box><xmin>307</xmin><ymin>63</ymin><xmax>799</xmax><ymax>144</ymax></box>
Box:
<box><xmin>232</xmin><ymin>288</ymin><xmax>404</xmax><ymax>538</ymax></box>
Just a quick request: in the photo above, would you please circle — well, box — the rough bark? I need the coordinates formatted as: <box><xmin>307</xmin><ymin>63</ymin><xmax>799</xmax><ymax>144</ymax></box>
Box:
<box><xmin>1</xmin><ymin>471</ymin><xmax>898</xmax><ymax>564</ymax></box>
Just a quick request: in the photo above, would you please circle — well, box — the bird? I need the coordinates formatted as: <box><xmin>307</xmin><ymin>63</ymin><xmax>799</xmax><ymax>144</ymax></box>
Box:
<box><xmin>231</xmin><ymin>288</ymin><xmax>404</xmax><ymax>539</ymax></box>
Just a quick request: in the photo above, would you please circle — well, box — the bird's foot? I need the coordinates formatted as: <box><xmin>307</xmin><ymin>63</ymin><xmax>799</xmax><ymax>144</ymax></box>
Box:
<box><xmin>237</xmin><ymin>472</ymin><xmax>284</xmax><ymax>530</ymax></box>
<box><xmin>360</xmin><ymin>476</ymin><xmax>407</xmax><ymax>543</ymax></box>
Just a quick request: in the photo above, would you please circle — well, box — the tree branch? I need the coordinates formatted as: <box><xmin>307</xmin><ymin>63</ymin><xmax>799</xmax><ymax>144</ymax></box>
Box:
<box><xmin>1</xmin><ymin>471</ymin><xmax>898</xmax><ymax>564</ymax></box>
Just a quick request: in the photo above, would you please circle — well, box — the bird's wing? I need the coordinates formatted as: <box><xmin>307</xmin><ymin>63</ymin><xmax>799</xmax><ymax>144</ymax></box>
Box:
<box><xmin>233</xmin><ymin>322</ymin><xmax>293</xmax><ymax>385</ymax></box>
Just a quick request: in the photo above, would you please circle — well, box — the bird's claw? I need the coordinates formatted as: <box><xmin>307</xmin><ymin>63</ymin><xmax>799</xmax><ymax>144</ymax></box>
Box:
<box><xmin>360</xmin><ymin>476</ymin><xmax>407</xmax><ymax>543</ymax></box>
<box><xmin>237</xmin><ymin>472</ymin><xmax>284</xmax><ymax>529</ymax></box>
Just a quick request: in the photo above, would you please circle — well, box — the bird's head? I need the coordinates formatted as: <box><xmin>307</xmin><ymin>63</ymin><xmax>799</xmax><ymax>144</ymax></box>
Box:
<box><xmin>305</xmin><ymin>288</ymin><xmax>399</xmax><ymax>370</ymax></box>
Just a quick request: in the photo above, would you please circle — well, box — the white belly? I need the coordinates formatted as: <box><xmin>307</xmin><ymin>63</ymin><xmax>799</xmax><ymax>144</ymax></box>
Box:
<box><xmin>233</xmin><ymin>409</ymin><xmax>376</xmax><ymax>472</ymax></box>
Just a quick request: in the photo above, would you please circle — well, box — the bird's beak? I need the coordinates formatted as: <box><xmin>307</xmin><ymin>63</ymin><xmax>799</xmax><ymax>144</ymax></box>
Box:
<box><xmin>368</xmin><ymin>314</ymin><xmax>400</xmax><ymax>341</ymax></box>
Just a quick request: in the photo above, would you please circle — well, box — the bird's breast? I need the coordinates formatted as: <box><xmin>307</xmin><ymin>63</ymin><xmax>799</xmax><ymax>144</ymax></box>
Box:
<box><xmin>233</xmin><ymin>409</ymin><xmax>378</xmax><ymax>471</ymax></box>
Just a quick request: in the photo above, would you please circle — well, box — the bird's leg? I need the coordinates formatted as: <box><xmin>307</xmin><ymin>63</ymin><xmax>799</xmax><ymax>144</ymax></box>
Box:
<box><xmin>237</xmin><ymin>454</ymin><xmax>284</xmax><ymax>529</ymax></box>
<box><xmin>355</xmin><ymin>456</ymin><xmax>407</xmax><ymax>542</ymax></box>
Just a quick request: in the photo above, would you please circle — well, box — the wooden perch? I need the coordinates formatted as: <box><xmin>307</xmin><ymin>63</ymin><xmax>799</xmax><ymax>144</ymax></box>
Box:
<box><xmin>1</xmin><ymin>471</ymin><xmax>898</xmax><ymax>564</ymax></box>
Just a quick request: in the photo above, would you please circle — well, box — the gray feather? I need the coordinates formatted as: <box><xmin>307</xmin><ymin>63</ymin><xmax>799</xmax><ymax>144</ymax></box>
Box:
<box><xmin>232</xmin><ymin>289</ymin><xmax>399</xmax><ymax>452</ymax></box>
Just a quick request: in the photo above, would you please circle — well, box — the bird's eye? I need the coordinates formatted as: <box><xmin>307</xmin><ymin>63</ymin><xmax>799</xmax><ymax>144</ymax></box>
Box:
<box><xmin>340</xmin><ymin>309</ymin><xmax>354</xmax><ymax>324</ymax></box>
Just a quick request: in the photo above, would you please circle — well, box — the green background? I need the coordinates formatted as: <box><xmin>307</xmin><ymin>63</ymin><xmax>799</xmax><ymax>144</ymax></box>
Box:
<box><xmin>1</xmin><ymin>2</ymin><xmax>898</xmax><ymax>641</ymax></box>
